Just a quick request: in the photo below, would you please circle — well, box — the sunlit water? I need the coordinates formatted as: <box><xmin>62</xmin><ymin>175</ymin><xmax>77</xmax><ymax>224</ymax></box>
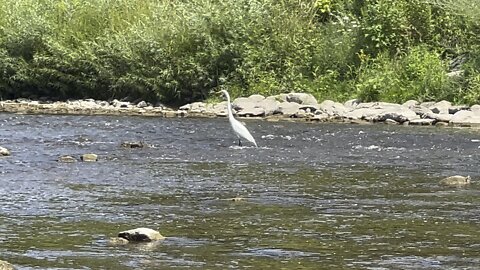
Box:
<box><xmin>0</xmin><ymin>114</ymin><xmax>479</xmax><ymax>269</ymax></box>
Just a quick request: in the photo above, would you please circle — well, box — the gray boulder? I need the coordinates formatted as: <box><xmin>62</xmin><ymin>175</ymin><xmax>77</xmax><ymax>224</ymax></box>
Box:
<box><xmin>470</xmin><ymin>104</ymin><xmax>480</xmax><ymax>113</ymax></box>
<box><xmin>286</xmin><ymin>93</ymin><xmax>318</xmax><ymax>106</ymax></box>
<box><xmin>344</xmin><ymin>102</ymin><xmax>418</xmax><ymax>123</ymax></box>
<box><xmin>344</xmin><ymin>99</ymin><xmax>360</xmax><ymax>109</ymax></box>
<box><xmin>118</xmin><ymin>227</ymin><xmax>165</xmax><ymax>242</ymax></box>
<box><xmin>236</xmin><ymin>107</ymin><xmax>265</xmax><ymax>117</ymax></box>
<box><xmin>402</xmin><ymin>100</ymin><xmax>419</xmax><ymax>108</ymax></box>
<box><xmin>276</xmin><ymin>102</ymin><xmax>301</xmax><ymax>116</ymax></box>
<box><xmin>259</xmin><ymin>97</ymin><xmax>281</xmax><ymax>115</ymax></box>
<box><xmin>423</xmin><ymin>112</ymin><xmax>453</xmax><ymax>123</ymax></box>
<box><xmin>450</xmin><ymin>110</ymin><xmax>480</xmax><ymax>126</ymax></box>
<box><xmin>409</xmin><ymin>105</ymin><xmax>432</xmax><ymax>116</ymax></box>
<box><xmin>448</xmin><ymin>105</ymin><xmax>469</xmax><ymax>114</ymax></box>
<box><xmin>233</xmin><ymin>94</ymin><xmax>280</xmax><ymax>117</ymax></box>
<box><xmin>429</xmin><ymin>100</ymin><xmax>452</xmax><ymax>114</ymax></box>
<box><xmin>111</xmin><ymin>99</ymin><xmax>130</xmax><ymax>108</ymax></box>
<box><xmin>318</xmin><ymin>100</ymin><xmax>347</xmax><ymax>116</ymax></box>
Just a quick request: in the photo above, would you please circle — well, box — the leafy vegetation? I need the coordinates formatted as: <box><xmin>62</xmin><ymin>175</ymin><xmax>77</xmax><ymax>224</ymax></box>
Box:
<box><xmin>0</xmin><ymin>0</ymin><xmax>479</xmax><ymax>105</ymax></box>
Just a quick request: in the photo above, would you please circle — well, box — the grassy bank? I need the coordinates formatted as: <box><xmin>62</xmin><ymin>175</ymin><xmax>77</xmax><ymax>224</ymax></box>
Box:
<box><xmin>0</xmin><ymin>0</ymin><xmax>479</xmax><ymax>105</ymax></box>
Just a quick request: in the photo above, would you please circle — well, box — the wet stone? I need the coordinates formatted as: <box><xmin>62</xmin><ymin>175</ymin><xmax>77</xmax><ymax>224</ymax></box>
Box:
<box><xmin>121</xmin><ymin>141</ymin><xmax>145</xmax><ymax>148</ymax></box>
<box><xmin>81</xmin><ymin>153</ymin><xmax>98</xmax><ymax>162</ymax></box>
<box><xmin>118</xmin><ymin>228</ymin><xmax>165</xmax><ymax>242</ymax></box>
<box><xmin>439</xmin><ymin>175</ymin><xmax>471</xmax><ymax>186</ymax></box>
<box><xmin>58</xmin><ymin>155</ymin><xmax>77</xmax><ymax>163</ymax></box>
<box><xmin>107</xmin><ymin>237</ymin><xmax>130</xmax><ymax>246</ymax></box>
<box><xmin>0</xmin><ymin>146</ymin><xmax>11</xmax><ymax>156</ymax></box>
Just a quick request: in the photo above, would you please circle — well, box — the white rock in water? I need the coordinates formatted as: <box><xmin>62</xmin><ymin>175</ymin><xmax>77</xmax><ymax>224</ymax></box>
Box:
<box><xmin>0</xmin><ymin>146</ymin><xmax>11</xmax><ymax>156</ymax></box>
<box><xmin>118</xmin><ymin>227</ymin><xmax>165</xmax><ymax>242</ymax></box>
<box><xmin>80</xmin><ymin>153</ymin><xmax>98</xmax><ymax>162</ymax></box>
<box><xmin>439</xmin><ymin>175</ymin><xmax>471</xmax><ymax>186</ymax></box>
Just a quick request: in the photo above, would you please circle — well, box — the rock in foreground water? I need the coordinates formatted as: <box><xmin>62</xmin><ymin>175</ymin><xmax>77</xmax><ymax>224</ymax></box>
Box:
<box><xmin>118</xmin><ymin>228</ymin><xmax>165</xmax><ymax>242</ymax></box>
<box><xmin>0</xmin><ymin>260</ymin><xmax>15</xmax><ymax>270</ymax></box>
<box><xmin>0</xmin><ymin>146</ymin><xmax>10</xmax><ymax>156</ymax></box>
<box><xmin>439</xmin><ymin>175</ymin><xmax>471</xmax><ymax>186</ymax></box>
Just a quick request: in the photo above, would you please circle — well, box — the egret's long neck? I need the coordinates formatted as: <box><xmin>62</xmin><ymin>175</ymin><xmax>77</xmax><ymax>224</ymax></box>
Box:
<box><xmin>225</xmin><ymin>92</ymin><xmax>235</xmax><ymax>120</ymax></box>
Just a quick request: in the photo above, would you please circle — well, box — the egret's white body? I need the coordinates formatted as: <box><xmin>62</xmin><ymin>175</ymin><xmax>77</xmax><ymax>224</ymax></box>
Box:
<box><xmin>220</xmin><ymin>90</ymin><xmax>257</xmax><ymax>147</ymax></box>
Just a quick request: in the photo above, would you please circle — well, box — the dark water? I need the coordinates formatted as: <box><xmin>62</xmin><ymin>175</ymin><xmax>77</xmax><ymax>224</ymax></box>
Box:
<box><xmin>0</xmin><ymin>113</ymin><xmax>479</xmax><ymax>269</ymax></box>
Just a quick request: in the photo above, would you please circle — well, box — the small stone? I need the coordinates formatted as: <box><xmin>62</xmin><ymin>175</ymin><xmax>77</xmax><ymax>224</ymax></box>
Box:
<box><xmin>58</xmin><ymin>155</ymin><xmax>77</xmax><ymax>163</ymax></box>
<box><xmin>384</xmin><ymin>119</ymin><xmax>399</xmax><ymax>125</ymax></box>
<box><xmin>435</xmin><ymin>121</ymin><xmax>449</xmax><ymax>127</ymax></box>
<box><xmin>81</xmin><ymin>153</ymin><xmax>98</xmax><ymax>162</ymax></box>
<box><xmin>118</xmin><ymin>228</ymin><xmax>165</xmax><ymax>242</ymax></box>
<box><xmin>0</xmin><ymin>146</ymin><xmax>11</xmax><ymax>156</ymax></box>
<box><xmin>137</xmin><ymin>101</ymin><xmax>148</xmax><ymax>108</ymax></box>
<box><xmin>121</xmin><ymin>141</ymin><xmax>145</xmax><ymax>148</ymax></box>
<box><xmin>409</xmin><ymin>119</ymin><xmax>435</xmax><ymax>126</ymax></box>
<box><xmin>439</xmin><ymin>175</ymin><xmax>471</xmax><ymax>186</ymax></box>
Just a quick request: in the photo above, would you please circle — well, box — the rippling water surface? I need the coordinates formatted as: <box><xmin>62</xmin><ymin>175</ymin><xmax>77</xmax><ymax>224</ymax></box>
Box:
<box><xmin>0</xmin><ymin>114</ymin><xmax>479</xmax><ymax>269</ymax></box>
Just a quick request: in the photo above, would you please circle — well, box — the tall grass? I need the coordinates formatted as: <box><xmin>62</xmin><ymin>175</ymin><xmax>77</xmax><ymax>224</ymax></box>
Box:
<box><xmin>0</xmin><ymin>0</ymin><xmax>478</xmax><ymax>104</ymax></box>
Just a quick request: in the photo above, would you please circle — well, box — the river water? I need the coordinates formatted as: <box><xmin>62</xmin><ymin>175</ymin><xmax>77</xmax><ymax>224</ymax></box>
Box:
<box><xmin>0</xmin><ymin>113</ymin><xmax>479</xmax><ymax>269</ymax></box>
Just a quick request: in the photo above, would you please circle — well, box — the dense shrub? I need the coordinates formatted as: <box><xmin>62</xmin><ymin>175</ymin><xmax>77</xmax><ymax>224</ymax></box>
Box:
<box><xmin>0</xmin><ymin>0</ymin><xmax>478</xmax><ymax>104</ymax></box>
<box><xmin>355</xmin><ymin>46</ymin><xmax>452</xmax><ymax>103</ymax></box>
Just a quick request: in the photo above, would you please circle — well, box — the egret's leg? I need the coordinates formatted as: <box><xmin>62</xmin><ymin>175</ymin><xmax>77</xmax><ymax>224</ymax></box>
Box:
<box><xmin>238</xmin><ymin>139</ymin><xmax>242</xmax><ymax>146</ymax></box>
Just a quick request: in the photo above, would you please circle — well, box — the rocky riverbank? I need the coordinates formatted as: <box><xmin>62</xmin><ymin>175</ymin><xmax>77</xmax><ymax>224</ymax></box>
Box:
<box><xmin>2</xmin><ymin>93</ymin><xmax>480</xmax><ymax>127</ymax></box>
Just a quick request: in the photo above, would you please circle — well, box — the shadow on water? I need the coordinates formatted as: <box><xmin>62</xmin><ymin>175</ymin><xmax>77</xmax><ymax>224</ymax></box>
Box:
<box><xmin>0</xmin><ymin>114</ymin><xmax>479</xmax><ymax>269</ymax></box>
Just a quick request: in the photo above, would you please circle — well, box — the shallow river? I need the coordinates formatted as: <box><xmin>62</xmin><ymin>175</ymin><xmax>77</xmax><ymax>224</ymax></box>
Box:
<box><xmin>0</xmin><ymin>113</ymin><xmax>479</xmax><ymax>269</ymax></box>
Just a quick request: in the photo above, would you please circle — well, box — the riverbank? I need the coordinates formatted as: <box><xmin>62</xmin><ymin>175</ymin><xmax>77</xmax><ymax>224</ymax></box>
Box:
<box><xmin>1</xmin><ymin>93</ymin><xmax>480</xmax><ymax>128</ymax></box>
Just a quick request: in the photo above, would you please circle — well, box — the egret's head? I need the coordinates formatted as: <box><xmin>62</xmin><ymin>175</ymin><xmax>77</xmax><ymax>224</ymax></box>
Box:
<box><xmin>217</xmin><ymin>89</ymin><xmax>229</xmax><ymax>99</ymax></box>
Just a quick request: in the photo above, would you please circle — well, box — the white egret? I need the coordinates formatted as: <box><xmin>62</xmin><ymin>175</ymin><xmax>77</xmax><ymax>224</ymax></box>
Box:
<box><xmin>220</xmin><ymin>90</ymin><xmax>258</xmax><ymax>147</ymax></box>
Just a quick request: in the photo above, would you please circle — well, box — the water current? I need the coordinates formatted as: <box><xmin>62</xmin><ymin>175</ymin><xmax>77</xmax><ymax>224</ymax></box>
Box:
<box><xmin>0</xmin><ymin>113</ymin><xmax>479</xmax><ymax>269</ymax></box>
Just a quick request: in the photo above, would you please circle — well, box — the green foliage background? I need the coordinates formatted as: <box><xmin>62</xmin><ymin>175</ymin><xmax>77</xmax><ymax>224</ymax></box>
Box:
<box><xmin>0</xmin><ymin>0</ymin><xmax>479</xmax><ymax>105</ymax></box>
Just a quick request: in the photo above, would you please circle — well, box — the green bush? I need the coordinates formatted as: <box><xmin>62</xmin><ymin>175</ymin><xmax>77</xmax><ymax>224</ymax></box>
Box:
<box><xmin>356</xmin><ymin>46</ymin><xmax>452</xmax><ymax>103</ymax></box>
<box><xmin>0</xmin><ymin>0</ymin><xmax>478</xmax><ymax>105</ymax></box>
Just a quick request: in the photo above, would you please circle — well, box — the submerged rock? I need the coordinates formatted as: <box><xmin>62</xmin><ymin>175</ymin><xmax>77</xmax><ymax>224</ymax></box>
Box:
<box><xmin>80</xmin><ymin>153</ymin><xmax>98</xmax><ymax>162</ymax></box>
<box><xmin>439</xmin><ymin>175</ymin><xmax>471</xmax><ymax>186</ymax></box>
<box><xmin>230</xmin><ymin>197</ymin><xmax>246</xmax><ymax>202</ymax></box>
<box><xmin>107</xmin><ymin>237</ymin><xmax>130</xmax><ymax>246</ymax></box>
<box><xmin>0</xmin><ymin>146</ymin><xmax>11</xmax><ymax>156</ymax></box>
<box><xmin>118</xmin><ymin>227</ymin><xmax>165</xmax><ymax>242</ymax></box>
<box><xmin>57</xmin><ymin>155</ymin><xmax>77</xmax><ymax>163</ymax></box>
